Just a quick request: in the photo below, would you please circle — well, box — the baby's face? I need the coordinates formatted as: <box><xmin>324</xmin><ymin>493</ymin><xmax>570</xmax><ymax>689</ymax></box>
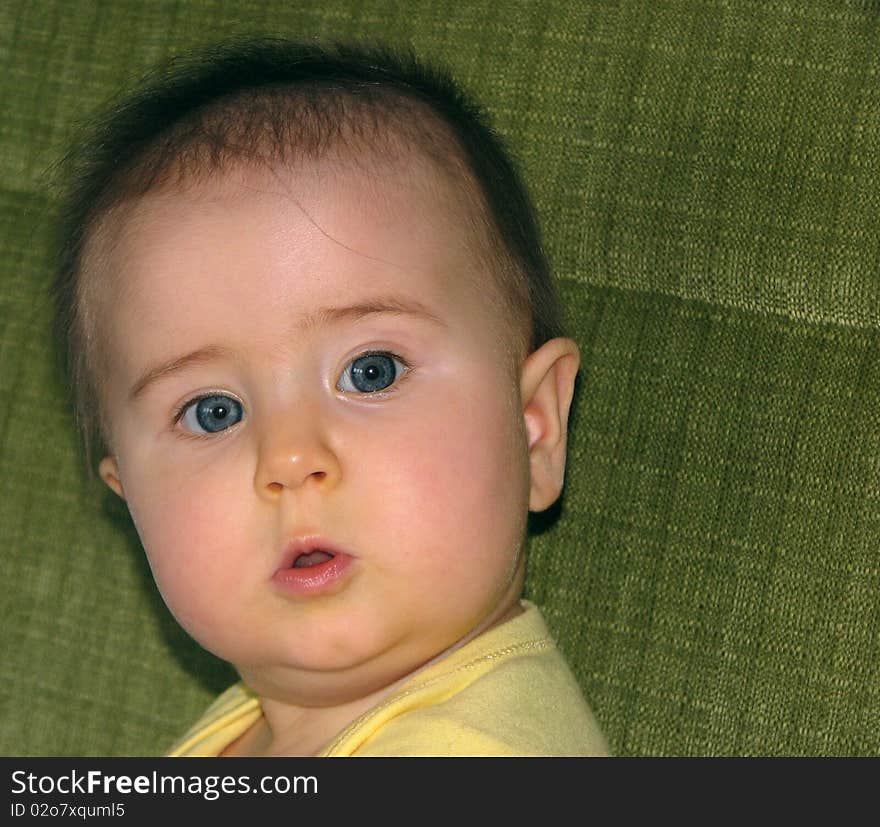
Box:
<box><xmin>93</xmin><ymin>157</ymin><xmax>536</xmax><ymax>703</ymax></box>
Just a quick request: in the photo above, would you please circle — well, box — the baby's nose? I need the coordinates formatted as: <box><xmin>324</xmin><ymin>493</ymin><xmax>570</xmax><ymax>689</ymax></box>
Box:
<box><xmin>253</xmin><ymin>414</ymin><xmax>341</xmax><ymax>496</ymax></box>
<box><xmin>265</xmin><ymin>469</ymin><xmax>329</xmax><ymax>494</ymax></box>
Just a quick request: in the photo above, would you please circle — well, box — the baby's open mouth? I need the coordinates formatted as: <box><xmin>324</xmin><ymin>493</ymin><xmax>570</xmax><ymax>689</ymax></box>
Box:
<box><xmin>292</xmin><ymin>550</ymin><xmax>335</xmax><ymax>568</ymax></box>
<box><xmin>273</xmin><ymin>539</ymin><xmax>353</xmax><ymax>593</ymax></box>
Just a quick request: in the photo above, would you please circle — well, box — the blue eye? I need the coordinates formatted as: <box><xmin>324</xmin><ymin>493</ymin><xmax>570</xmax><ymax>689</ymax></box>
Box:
<box><xmin>179</xmin><ymin>394</ymin><xmax>244</xmax><ymax>434</ymax></box>
<box><xmin>338</xmin><ymin>352</ymin><xmax>407</xmax><ymax>394</ymax></box>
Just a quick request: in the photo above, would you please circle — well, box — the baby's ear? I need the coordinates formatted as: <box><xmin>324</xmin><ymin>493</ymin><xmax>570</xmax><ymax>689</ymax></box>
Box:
<box><xmin>98</xmin><ymin>455</ymin><xmax>126</xmax><ymax>500</ymax></box>
<box><xmin>520</xmin><ymin>338</ymin><xmax>581</xmax><ymax>512</ymax></box>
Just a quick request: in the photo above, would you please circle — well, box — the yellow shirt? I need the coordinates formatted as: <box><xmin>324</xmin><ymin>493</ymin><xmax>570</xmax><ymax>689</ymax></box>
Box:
<box><xmin>167</xmin><ymin>600</ymin><xmax>609</xmax><ymax>757</ymax></box>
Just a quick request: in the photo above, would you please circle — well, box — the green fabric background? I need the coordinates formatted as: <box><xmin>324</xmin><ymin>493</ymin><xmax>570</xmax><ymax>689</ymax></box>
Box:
<box><xmin>1</xmin><ymin>0</ymin><xmax>878</xmax><ymax>756</ymax></box>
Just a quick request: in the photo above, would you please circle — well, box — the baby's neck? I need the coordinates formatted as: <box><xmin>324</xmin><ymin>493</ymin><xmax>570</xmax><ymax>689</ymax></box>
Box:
<box><xmin>224</xmin><ymin>687</ymin><xmax>394</xmax><ymax>757</ymax></box>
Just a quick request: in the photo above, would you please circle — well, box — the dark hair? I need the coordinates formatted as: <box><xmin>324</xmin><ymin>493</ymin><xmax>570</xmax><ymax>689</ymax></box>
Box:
<box><xmin>49</xmin><ymin>37</ymin><xmax>565</xmax><ymax>478</ymax></box>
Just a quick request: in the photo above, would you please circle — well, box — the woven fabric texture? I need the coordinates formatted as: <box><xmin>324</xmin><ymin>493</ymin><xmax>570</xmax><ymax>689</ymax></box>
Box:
<box><xmin>1</xmin><ymin>0</ymin><xmax>877</xmax><ymax>756</ymax></box>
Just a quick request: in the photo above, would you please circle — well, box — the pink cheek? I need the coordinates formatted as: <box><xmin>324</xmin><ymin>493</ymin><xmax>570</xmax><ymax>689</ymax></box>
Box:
<box><xmin>131</xmin><ymin>484</ymin><xmax>242</xmax><ymax>595</ymax></box>
<box><xmin>389</xmin><ymin>398</ymin><xmax>508</xmax><ymax>530</ymax></box>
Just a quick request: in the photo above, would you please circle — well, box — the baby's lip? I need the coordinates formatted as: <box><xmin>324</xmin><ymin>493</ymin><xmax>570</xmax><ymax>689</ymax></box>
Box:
<box><xmin>276</xmin><ymin>536</ymin><xmax>353</xmax><ymax>573</ymax></box>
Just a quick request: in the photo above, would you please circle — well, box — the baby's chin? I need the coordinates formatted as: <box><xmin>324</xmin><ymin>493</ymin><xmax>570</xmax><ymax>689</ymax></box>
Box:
<box><xmin>225</xmin><ymin>615</ymin><xmax>487</xmax><ymax>708</ymax></box>
<box><xmin>231</xmin><ymin>649</ymin><xmax>428</xmax><ymax>709</ymax></box>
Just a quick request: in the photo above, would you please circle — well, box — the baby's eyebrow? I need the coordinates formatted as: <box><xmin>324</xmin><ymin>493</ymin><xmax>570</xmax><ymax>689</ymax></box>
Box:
<box><xmin>298</xmin><ymin>296</ymin><xmax>444</xmax><ymax>333</ymax></box>
<box><xmin>128</xmin><ymin>295</ymin><xmax>444</xmax><ymax>401</ymax></box>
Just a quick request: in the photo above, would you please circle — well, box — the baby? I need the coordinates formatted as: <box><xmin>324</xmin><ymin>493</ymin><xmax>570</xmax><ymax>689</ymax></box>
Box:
<box><xmin>51</xmin><ymin>37</ymin><xmax>608</xmax><ymax>757</ymax></box>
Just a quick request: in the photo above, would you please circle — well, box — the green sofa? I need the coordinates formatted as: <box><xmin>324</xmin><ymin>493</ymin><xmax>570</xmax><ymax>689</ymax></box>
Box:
<box><xmin>2</xmin><ymin>0</ymin><xmax>877</xmax><ymax>756</ymax></box>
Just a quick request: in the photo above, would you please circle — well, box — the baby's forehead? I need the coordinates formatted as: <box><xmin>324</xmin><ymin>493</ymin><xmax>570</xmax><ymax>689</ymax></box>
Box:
<box><xmin>92</xmin><ymin>145</ymin><xmax>492</xmax><ymax>277</ymax></box>
<box><xmin>85</xmin><ymin>153</ymin><xmax>496</xmax><ymax>324</ymax></box>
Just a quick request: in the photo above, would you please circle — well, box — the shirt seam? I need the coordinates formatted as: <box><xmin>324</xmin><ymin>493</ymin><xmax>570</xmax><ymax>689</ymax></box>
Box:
<box><xmin>321</xmin><ymin>637</ymin><xmax>553</xmax><ymax>756</ymax></box>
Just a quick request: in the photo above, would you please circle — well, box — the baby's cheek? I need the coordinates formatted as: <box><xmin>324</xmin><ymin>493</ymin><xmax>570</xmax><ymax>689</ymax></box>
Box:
<box><xmin>399</xmin><ymin>388</ymin><xmax>526</xmax><ymax>551</ymax></box>
<box><xmin>126</xmin><ymin>474</ymin><xmax>246</xmax><ymax>628</ymax></box>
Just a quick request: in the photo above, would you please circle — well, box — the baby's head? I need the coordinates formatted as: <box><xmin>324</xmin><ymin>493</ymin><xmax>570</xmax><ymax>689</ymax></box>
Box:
<box><xmin>51</xmin><ymin>39</ymin><xmax>581</xmax><ymax>705</ymax></box>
